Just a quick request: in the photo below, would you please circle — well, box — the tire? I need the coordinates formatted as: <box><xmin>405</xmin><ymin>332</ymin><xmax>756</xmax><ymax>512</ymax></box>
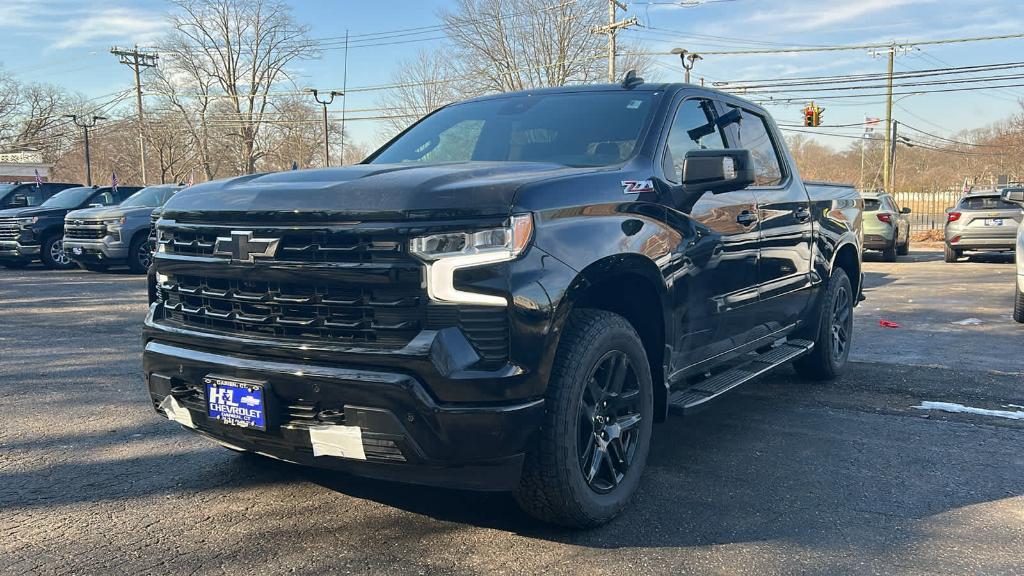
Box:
<box><xmin>944</xmin><ymin>244</ymin><xmax>961</xmax><ymax>263</ymax></box>
<box><xmin>40</xmin><ymin>235</ymin><xmax>75</xmax><ymax>269</ymax></box>
<box><xmin>1</xmin><ymin>260</ymin><xmax>30</xmax><ymax>269</ymax></box>
<box><xmin>515</xmin><ymin>309</ymin><xmax>654</xmax><ymax>528</ymax></box>
<box><xmin>128</xmin><ymin>234</ymin><xmax>153</xmax><ymax>274</ymax></box>
<box><xmin>794</xmin><ymin>271</ymin><xmax>853</xmax><ymax>381</ymax></box>
<box><xmin>897</xmin><ymin>233</ymin><xmax>910</xmax><ymax>256</ymax></box>
<box><xmin>79</xmin><ymin>262</ymin><xmax>109</xmax><ymax>272</ymax></box>
<box><xmin>1014</xmin><ymin>283</ymin><xmax>1024</xmax><ymax>324</ymax></box>
<box><xmin>882</xmin><ymin>239</ymin><xmax>897</xmax><ymax>262</ymax></box>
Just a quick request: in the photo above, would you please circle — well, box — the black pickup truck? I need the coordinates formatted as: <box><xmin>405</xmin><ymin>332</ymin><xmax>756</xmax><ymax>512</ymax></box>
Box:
<box><xmin>144</xmin><ymin>79</ymin><xmax>863</xmax><ymax>527</ymax></box>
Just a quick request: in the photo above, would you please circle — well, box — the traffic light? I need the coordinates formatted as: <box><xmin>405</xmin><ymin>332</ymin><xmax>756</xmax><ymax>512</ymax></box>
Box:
<box><xmin>802</xmin><ymin>102</ymin><xmax>825</xmax><ymax>127</ymax></box>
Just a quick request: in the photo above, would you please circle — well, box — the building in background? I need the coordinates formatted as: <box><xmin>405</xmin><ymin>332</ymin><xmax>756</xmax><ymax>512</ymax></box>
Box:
<box><xmin>0</xmin><ymin>150</ymin><xmax>52</xmax><ymax>184</ymax></box>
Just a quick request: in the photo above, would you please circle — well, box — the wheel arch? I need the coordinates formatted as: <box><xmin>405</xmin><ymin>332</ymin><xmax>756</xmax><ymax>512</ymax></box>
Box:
<box><xmin>552</xmin><ymin>254</ymin><xmax>672</xmax><ymax>422</ymax></box>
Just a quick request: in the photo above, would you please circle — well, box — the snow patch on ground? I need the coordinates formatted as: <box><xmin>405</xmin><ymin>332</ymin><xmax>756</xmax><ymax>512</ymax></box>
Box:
<box><xmin>914</xmin><ymin>401</ymin><xmax>1024</xmax><ymax>421</ymax></box>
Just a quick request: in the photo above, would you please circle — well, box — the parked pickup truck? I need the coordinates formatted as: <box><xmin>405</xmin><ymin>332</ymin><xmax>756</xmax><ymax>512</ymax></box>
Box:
<box><xmin>144</xmin><ymin>78</ymin><xmax>863</xmax><ymax>527</ymax></box>
<box><xmin>0</xmin><ymin>185</ymin><xmax>141</xmax><ymax>269</ymax></box>
<box><xmin>64</xmin><ymin>184</ymin><xmax>182</xmax><ymax>273</ymax></box>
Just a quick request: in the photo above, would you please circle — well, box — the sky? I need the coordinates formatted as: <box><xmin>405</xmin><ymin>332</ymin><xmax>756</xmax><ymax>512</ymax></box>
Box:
<box><xmin>1</xmin><ymin>0</ymin><xmax>1023</xmax><ymax>152</ymax></box>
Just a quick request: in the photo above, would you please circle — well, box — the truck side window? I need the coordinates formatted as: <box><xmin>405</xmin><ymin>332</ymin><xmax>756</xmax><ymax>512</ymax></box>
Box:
<box><xmin>663</xmin><ymin>98</ymin><xmax>725</xmax><ymax>183</ymax></box>
<box><xmin>731</xmin><ymin>108</ymin><xmax>784</xmax><ymax>187</ymax></box>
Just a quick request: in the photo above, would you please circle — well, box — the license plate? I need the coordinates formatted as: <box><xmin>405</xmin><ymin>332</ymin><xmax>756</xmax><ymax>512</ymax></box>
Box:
<box><xmin>72</xmin><ymin>246</ymin><xmax>83</xmax><ymax>255</ymax></box>
<box><xmin>205</xmin><ymin>375</ymin><xmax>267</xmax><ymax>430</ymax></box>
<box><xmin>984</xmin><ymin>218</ymin><xmax>1004</xmax><ymax>227</ymax></box>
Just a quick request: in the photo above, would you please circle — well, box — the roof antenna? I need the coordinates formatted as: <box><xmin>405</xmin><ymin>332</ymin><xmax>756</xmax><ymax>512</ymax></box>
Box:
<box><xmin>621</xmin><ymin>69</ymin><xmax>643</xmax><ymax>89</ymax></box>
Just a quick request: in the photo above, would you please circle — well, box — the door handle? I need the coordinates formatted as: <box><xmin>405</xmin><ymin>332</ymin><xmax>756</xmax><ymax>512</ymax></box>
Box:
<box><xmin>736</xmin><ymin>210</ymin><xmax>758</xmax><ymax>226</ymax></box>
<box><xmin>794</xmin><ymin>207</ymin><xmax>811</xmax><ymax>222</ymax></box>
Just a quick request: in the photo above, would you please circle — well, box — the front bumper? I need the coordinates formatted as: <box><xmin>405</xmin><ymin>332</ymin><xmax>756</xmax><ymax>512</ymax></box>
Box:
<box><xmin>64</xmin><ymin>237</ymin><xmax>129</xmax><ymax>264</ymax></box>
<box><xmin>144</xmin><ymin>339</ymin><xmax>544</xmax><ymax>490</ymax></box>
<box><xmin>0</xmin><ymin>240</ymin><xmax>40</xmax><ymax>261</ymax></box>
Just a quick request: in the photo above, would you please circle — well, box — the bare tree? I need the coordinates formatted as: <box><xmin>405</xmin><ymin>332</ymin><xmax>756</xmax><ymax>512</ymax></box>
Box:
<box><xmin>159</xmin><ymin>0</ymin><xmax>315</xmax><ymax>175</ymax></box>
<box><xmin>376</xmin><ymin>47</ymin><xmax>468</xmax><ymax>136</ymax></box>
<box><xmin>440</xmin><ymin>0</ymin><xmax>635</xmax><ymax>93</ymax></box>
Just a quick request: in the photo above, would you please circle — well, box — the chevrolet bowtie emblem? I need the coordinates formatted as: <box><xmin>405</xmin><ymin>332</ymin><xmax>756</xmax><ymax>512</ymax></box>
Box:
<box><xmin>213</xmin><ymin>231</ymin><xmax>280</xmax><ymax>263</ymax></box>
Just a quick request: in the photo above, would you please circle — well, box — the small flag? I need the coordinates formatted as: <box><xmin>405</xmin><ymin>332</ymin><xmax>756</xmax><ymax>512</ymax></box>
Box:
<box><xmin>111</xmin><ymin>171</ymin><xmax>118</xmax><ymax>193</ymax></box>
<box><xmin>962</xmin><ymin>177</ymin><xmax>971</xmax><ymax>195</ymax></box>
<box><xmin>863</xmin><ymin>116</ymin><xmax>881</xmax><ymax>134</ymax></box>
<box><xmin>187</xmin><ymin>168</ymin><xmax>194</xmax><ymax>187</ymax></box>
<box><xmin>33</xmin><ymin>169</ymin><xmax>42</xmax><ymax>187</ymax></box>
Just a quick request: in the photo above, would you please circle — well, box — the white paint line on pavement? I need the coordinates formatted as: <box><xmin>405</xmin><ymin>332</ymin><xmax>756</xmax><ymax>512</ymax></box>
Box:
<box><xmin>914</xmin><ymin>401</ymin><xmax>1024</xmax><ymax>421</ymax></box>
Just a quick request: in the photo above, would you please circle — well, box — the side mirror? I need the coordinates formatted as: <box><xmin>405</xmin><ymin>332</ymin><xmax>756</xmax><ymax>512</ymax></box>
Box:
<box><xmin>88</xmin><ymin>203</ymin><xmax>102</xmax><ymax>208</ymax></box>
<box><xmin>9</xmin><ymin>195</ymin><xmax>28</xmax><ymax>207</ymax></box>
<box><xmin>1002</xmin><ymin>189</ymin><xmax>1024</xmax><ymax>205</ymax></box>
<box><xmin>681</xmin><ymin>149</ymin><xmax>755</xmax><ymax>196</ymax></box>
<box><xmin>901</xmin><ymin>207</ymin><xmax>912</xmax><ymax>214</ymax></box>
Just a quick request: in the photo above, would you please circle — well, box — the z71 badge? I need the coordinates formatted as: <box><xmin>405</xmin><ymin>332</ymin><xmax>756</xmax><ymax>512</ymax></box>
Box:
<box><xmin>621</xmin><ymin>180</ymin><xmax>655</xmax><ymax>194</ymax></box>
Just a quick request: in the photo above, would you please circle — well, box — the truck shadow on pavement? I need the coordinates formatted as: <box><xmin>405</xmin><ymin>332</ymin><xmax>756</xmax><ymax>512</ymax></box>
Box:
<box><xmin>280</xmin><ymin>374</ymin><xmax>1023</xmax><ymax>552</ymax></box>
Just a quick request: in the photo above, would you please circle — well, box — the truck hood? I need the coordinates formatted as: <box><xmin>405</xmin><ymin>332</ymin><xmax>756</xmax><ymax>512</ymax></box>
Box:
<box><xmin>161</xmin><ymin>162</ymin><xmax>606</xmax><ymax>221</ymax></box>
<box><xmin>66</xmin><ymin>205</ymin><xmax>154</xmax><ymax>220</ymax></box>
<box><xmin>0</xmin><ymin>206</ymin><xmax>68</xmax><ymax>219</ymax></box>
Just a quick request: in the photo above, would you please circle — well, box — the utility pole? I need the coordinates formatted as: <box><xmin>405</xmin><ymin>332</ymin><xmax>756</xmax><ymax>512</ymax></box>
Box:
<box><xmin>306</xmin><ymin>89</ymin><xmax>342</xmax><ymax>167</ymax></box>
<box><xmin>111</xmin><ymin>46</ymin><xmax>158</xmax><ymax>185</ymax></box>
<box><xmin>63</xmin><ymin>115</ymin><xmax>105</xmax><ymax>186</ymax></box>
<box><xmin>340</xmin><ymin>30</ymin><xmax>349</xmax><ymax>165</ymax></box>
<box><xmin>671</xmin><ymin>48</ymin><xmax>702</xmax><ymax>83</ymax></box>
<box><xmin>881</xmin><ymin>45</ymin><xmax>895</xmax><ymax>192</ymax></box>
<box><xmin>595</xmin><ymin>0</ymin><xmax>638</xmax><ymax>82</ymax></box>
<box><xmin>889</xmin><ymin>120</ymin><xmax>899</xmax><ymax>194</ymax></box>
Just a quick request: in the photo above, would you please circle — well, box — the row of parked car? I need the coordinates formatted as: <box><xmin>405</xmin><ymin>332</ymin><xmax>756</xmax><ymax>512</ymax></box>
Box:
<box><xmin>859</xmin><ymin>187</ymin><xmax>1023</xmax><ymax>265</ymax></box>
<box><xmin>0</xmin><ymin>181</ymin><xmax>181</xmax><ymax>273</ymax></box>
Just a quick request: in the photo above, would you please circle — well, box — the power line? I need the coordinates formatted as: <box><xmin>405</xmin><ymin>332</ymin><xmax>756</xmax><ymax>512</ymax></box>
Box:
<box><xmin>626</xmin><ymin>32</ymin><xmax>1024</xmax><ymax>56</ymax></box>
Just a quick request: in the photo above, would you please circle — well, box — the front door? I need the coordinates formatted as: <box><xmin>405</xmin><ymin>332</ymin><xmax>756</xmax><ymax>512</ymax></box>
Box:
<box><xmin>728</xmin><ymin>106</ymin><xmax>814</xmax><ymax>331</ymax></box>
<box><xmin>659</xmin><ymin>97</ymin><xmax>761</xmax><ymax>375</ymax></box>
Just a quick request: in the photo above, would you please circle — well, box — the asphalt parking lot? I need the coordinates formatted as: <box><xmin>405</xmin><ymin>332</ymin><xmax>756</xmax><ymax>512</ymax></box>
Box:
<box><xmin>2</xmin><ymin>248</ymin><xmax>1022</xmax><ymax>576</ymax></box>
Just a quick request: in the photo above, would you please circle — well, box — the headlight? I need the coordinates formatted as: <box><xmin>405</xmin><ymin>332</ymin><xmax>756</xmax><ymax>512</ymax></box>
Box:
<box><xmin>16</xmin><ymin>217</ymin><xmax>37</xmax><ymax>227</ymax></box>
<box><xmin>104</xmin><ymin>216</ymin><xmax>127</xmax><ymax>226</ymax></box>
<box><xmin>409</xmin><ymin>214</ymin><xmax>533</xmax><ymax>306</ymax></box>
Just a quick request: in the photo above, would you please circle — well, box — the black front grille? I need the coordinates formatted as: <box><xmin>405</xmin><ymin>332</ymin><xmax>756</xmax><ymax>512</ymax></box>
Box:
<box><xmin>159</xmin><ymin>273</ymin><xmax>425</xmax><ymax>347</ymax></box>
<box><xmin>154</xmin><ymin>221</ymin><xmax>510</xmax><ymax>365</ymax></box>
<box><xmin>158</xmin><ymin>224</ymin><xmax>406</xmax><ymax>264</ymax></box>
<box><xmin>0</xmin><ymin>218</ymin><xmax>19</xmax><ymax>240</ymax></box>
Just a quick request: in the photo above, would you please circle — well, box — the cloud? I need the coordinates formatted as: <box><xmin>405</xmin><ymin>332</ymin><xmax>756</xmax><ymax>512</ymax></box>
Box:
<box><xmin>52</xmin><ymin>8</ymin><xmax>166</xmax><ymax>50</ymax></box>
<box><xmin>0</xmin><ymin>2</ymin><xmax>166</xmax><ymax>51</ymax></box>
<box><xmin>746</xmin><ymin>0</ymin><xmax>936</xmax><ymax>33</ymax></box>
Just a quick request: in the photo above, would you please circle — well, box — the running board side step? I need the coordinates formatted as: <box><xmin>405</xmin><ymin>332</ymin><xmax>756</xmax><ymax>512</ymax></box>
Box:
<box><xmin>667</xmin><ymin>339</ymin><xmax>814</xmax><ymax>415</ymax></box>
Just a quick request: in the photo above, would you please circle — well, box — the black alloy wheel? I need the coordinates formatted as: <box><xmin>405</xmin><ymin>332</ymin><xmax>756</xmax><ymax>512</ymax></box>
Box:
<box><xmin>577</xmin><ymin>350</ymin><xmax>643</xmax><ymax>494</ymax></box>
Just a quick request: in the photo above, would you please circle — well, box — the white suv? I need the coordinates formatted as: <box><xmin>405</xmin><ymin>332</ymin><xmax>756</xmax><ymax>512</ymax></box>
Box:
<box><xmin>1003</xmin><ymin>188</ymin><xmax>1024</xmax><ymax>322</ymax></box>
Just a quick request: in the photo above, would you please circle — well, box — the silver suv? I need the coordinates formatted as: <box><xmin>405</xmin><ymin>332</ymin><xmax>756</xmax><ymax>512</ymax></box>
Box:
<box><xmin>862</xmin><ymin>191</ymin><xmax>911</xmax><ymax>261</ymax></box>
<box><xmin>1000</xmin><ymin>188</ymin><xmax>1024</xmax><ymax>322</ymax></box>
<box><xmin>64</xmin><ymin>184</ymin><xmax>182</xmax><ymax>273</ymax></box>
<box><xmin>944</xmin><ymin>190</ymin><xmax>1022</xmax><ymax>263</ymax></box>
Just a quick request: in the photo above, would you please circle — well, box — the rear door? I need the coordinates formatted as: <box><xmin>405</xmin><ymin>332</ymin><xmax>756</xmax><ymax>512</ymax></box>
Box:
<box><xmin>727</xmin><ymin>104</ymin><xmax>814</xmax><ymax>332</ymax></box>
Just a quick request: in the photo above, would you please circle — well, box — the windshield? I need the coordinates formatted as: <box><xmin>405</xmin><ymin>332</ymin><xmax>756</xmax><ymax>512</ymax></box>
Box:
<box><xmin>40</xmin><ymin>187</ymin><xmax>94</xmax><ymax>209</ymax></box>
<box><xmin>121</xmin><ymin>186</ymin><xmax>178</xmax><ymax>208</ymax></box>
<box><xmin>370</xmin><ymin>91</ymin><xmax>656</xmax><ymax>167</ymax></box>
